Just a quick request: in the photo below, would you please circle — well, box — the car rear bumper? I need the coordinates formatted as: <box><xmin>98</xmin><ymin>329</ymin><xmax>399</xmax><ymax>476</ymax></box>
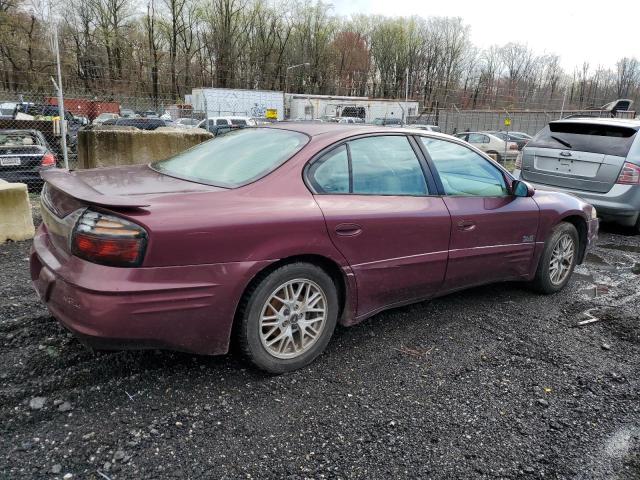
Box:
<box><xmin>514</xmin><ymin>169</ymin><xmax>640</xmax><ymax>226</ymax></box>
<box><xmin>30</xmin><ymin>225</ymin><xmax>272</xmax><ymax>355</ymax></box>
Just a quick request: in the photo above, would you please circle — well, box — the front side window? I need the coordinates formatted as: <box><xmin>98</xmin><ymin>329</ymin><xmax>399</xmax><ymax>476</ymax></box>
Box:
<box><xmin>349</xmin><ymin>136</ymin><xmax>428</xmax><ymax>195</ymax></box>
<box><xmin>216</xmin><ymin>119</ymin><xmax>228</xmax><ymax>126</ymax></box>
<box><xmin>420</xmin><ymin>137</ymin><xmax>508</xmax><ymax>197</ymax></box>
<box><xmin>153</xmin><ymin>128</ymin><xmax>308</xmax><ymax>188</ymax></box>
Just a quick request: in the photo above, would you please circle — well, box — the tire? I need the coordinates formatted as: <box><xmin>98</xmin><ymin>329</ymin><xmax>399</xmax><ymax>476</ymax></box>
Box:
<box><xmin>530</xmin><ymin>222</ymin><xmax>579</xmax><ymax>294</ymax></box>
<box><xmin>237</xmin><ymin>263</ymin><xmax>339</xmax><ymax>374</ymax></box>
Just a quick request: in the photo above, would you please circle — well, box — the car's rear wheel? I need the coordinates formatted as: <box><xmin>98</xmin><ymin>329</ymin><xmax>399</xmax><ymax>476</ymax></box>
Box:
<box><xmin>530</xmin><ymin>222</ymin><xmax>579</xmax><ymax>293</ymax></box>
<box><xmin>237</xmin><ymin>263</ymin><xmax>338</xmax><ymax>374</ymax></box>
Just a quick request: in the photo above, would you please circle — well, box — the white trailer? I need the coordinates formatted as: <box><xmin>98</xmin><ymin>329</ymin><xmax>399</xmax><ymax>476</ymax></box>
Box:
<box><xmin>190</xmin><ymin>88</ymin><xmax>285</xmax><ymax>121</ymax></box>
<box><xmin>286</xmin><ymin>94</ymin><xmax>419</xmax><ymax>123</ymax></box>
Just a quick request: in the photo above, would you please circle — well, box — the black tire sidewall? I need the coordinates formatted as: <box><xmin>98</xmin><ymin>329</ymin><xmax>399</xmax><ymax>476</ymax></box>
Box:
<box><xmin>534</xmin><ymin>223</ymin><xmax>579</xmax><ymax>293</ymax></box>
<box><xmin>240</xmin><ymin>263</ymin><xmax>339</xmax><ymax>374</ymax></box>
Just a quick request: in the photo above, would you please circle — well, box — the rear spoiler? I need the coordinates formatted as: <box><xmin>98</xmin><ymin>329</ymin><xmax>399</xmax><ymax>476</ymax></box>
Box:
<box><xmin>40</xmin><ymin>169</ymin><xmax>150</xmax><ymax>208</ymax></box>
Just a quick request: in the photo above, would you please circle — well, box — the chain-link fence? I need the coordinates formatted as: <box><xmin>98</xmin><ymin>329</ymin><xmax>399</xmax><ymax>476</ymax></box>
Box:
<box><xmin>411</xmin><ymin>107</ymin><xmax>637</xmax><ymax>135</ymax></box>
<box><xmin>0</xmin><ymin>91</ymin><xmax>208</xmax><ymax>189</ymax></box>
<box><xmin>1</xmin><ymin>89</ymin><xmax>637</xmax><ymax>190</ymax></box>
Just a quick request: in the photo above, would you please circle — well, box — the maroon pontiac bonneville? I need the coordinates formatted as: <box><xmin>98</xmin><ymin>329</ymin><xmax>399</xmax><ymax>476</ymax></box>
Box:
<box><xmin>31</xmin><ymin>124</ymin><xmax>598</xmax><ymax>373</ymax></box>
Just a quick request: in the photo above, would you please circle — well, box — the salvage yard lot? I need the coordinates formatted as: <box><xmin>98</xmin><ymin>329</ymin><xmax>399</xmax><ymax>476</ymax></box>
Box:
<box><xmin>1</xmin><ymin>214</ymin><xmax>639</xmax><ymax>479</ymax></box>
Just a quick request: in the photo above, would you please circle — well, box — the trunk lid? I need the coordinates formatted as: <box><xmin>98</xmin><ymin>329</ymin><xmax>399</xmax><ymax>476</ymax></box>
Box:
<box><xmin>520</xmin><ymin>120</ymin><xmax>638</xmax><ymax>193</ymax></box>
<box><xmin>40</xmin><ymin>164</ymin><xmax>224</xmax><ymax>256</ymax></box>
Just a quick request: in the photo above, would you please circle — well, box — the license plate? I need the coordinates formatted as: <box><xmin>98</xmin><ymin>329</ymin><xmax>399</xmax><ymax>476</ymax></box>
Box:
<box><xmin>1</xmin><ymin>157</ymin><xmax>20</xmax><ymax>166</ymax></box>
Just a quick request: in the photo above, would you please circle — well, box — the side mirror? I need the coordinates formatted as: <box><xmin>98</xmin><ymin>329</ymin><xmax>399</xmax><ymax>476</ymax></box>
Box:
<box><xmin>512</xmin><ymin>179</ymin><xmax>535</xmax><ymax>197</ymax></box>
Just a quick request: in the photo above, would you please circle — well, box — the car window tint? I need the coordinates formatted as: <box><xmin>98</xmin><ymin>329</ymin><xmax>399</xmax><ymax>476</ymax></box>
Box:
<box><xmin>468</xmin><ymin>133</ymin><xmax>487</xmax><ymax>143</ymax></box>
<box><xmin>527</xmin><ymin>122</ymin><xmax>638</xmax><ymax>156</ymax></box>
<box><xmin>153</xmin><ymin>128</ymin><xmax>308</xmax><ymax>188</ymax></box>
<box><xmin>216</xmin><ymin>119</ymin><xmax>228</xmax><ymax>126</ymax></box>
<box><xmin>308</xmin><ymin>145</ymin><xmax>350</xmax><ymax>194</ymax></box>
<box><xmin>349</xmin><ymin>136</ymin><xmax>428</xmax><ymax>195</ymax></box>
<box><xmin>420</xmin><ymin>137</ymin><xmax>508</xmax><ymax>197</ymax></box>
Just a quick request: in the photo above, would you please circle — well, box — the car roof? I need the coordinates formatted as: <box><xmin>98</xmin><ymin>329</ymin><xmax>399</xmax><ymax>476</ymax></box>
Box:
<box><xmin>266</xmin><ymin>122</ymin><xmax>456</xmax><ymax>141</ymax></box>
<box><xmin>0</xmin><ymin>128</ymin><xmax>43</xmax><ymax>136</ymax></box>
<box><xmin>551</xmin><ymin>117</ymin><xmax>640</xmax><ymax>128</ymax></box>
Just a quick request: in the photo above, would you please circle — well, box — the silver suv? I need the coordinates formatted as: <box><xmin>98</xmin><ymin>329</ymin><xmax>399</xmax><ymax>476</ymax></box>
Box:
<box><xmin>514</xmin><ymin>118</ymin><xmax>640</xmax><ymax>232</ymax></box>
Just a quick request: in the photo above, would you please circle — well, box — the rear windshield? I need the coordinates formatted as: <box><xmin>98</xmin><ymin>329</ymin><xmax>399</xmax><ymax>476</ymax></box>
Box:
<box><xmin>0</xmin><ymin>132</ymin><xmax>40</xmax><ymax>147</ymax></box>
<box><xmin>528</xmin><ymin>122</ymin><xmax>638</xmax><ymax>157</ymax></box>
<box><xmin>152</xmin><ymin>128</ymin><xmax>308</xmax><ymax>188</ymax></box>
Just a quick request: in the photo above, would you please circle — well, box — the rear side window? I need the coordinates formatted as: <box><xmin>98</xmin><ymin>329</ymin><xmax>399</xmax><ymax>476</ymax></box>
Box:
<box><xmin>308</xmin><ymin>136</ymin><xmax>429</xmax><ymax>196</ymax></box>
<box><xmin>230</xmin><ymin>119</ymin><xmax>247</xmax><ymax>126</ymax></box>
<box><xmin>350</xmin><ymin>136</ymin><xmax>427</xmax><ymax>195</ymax></box>
<box><xmin>528</xmin><ymin>122</ymin><xmax>638</xmax><ymax>157</ymax></box>
<box><xmin>308</xmin><ymin>145</ymin><xmax>350</xmax><ymax>193</ymax></box>
<box><xmin>153</xmin><ymin>128</ymin><xmax>308</xmax><ymax>188</ymax></box>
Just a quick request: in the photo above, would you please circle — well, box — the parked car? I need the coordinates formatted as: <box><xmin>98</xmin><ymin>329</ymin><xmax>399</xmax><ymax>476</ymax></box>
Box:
<box><xmin>0</xmin><ymin>129</ymin><xmax>56</xmax><ymax>188</ymax></box>
<box><xmin>197</xmin><ymin>117</ymin><xmax>256</xmax><ymax>136</ymax></box>
<box><xmin>32</xmin><ymin>125</ymin><xmax>598</xmax><ymax>373</ymax></box>
<box><xmin>336</xmin><ymin>117</ymin><xmax>363</xmax><ymax>124</ymax></box>
<box><xmin>174</xmin><ymin>118</ymin><xmax>201</xmax><ymax>128</ymax></box>
<box><xmin>372</xmin><ymin>117</ymin><xmax>403</xmax><ymax>126</ymax></box>
<box><xmin>93</xmin><ymin>113</ymin><xmax>119</xmax><ymax>125</ymax></box>
<box><xmin>407</xmin><ymin>124</ymin><xmax>442</xmax><ymax>133</ymax></box>
<box><xmin>0</xmin><ymin>102</ymin><xmax>17</xmax><ymax>120</ymax></box>
<box><xmin>101</xmin><ymin>118</ymin><xmax>171</xmax><ymax>130</ymax></box>
<box><xmin>17</xmin><ymin>103</ymin><xmax>83</xmax><ymax>149</ymax></box>
<box><xmin>455</xmin><ymin>132</ymin><xmax>519</xmax><ymax>162</ymax></box>
<box><xmin>488</xmin><ymin>131</ymin><xmax>531</xmax><ymax>150</ymax></box>
<box><xmin>120</xmin><ymin>109</ymin><xmax>137</xmax><ymax>118</ymax></box>
<box><xmin>514</xmin><ymin>118</ymin><xmax>640</xmax><ymax>232</ymax></box>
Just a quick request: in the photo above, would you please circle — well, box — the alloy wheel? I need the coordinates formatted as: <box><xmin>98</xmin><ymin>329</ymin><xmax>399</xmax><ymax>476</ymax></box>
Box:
<box><xmin>259</xmin><ymin>279</ymin><xmax>328</xmax><ymax>359</ymax></box>
<box><xmin>549</xmin><ymin>233</ymin><xmax>575</xmax><ymax>285</ymax></box>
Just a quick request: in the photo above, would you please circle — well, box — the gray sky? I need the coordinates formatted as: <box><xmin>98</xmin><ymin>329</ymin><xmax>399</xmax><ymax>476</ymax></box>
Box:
<box><xmin>330</xmin><ymin>0</ymin><xmax>638</xmax><ymax>71</ymax></box>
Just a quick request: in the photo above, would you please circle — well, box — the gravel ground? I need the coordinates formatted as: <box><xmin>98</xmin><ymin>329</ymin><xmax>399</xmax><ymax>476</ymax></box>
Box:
<box><xmin>1</xmin><ymin>212</ymin><xmax>639</xmax><ymax>479</ymax></box>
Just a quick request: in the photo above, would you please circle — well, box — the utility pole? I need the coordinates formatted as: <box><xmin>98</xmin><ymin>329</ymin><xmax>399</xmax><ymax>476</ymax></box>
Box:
<box><xmin>560</xmin><ymin>87</ymin><xmax>568</xmax><ymax>119</ymax></box>
<box><xmin>404</xmin><ymin>67</ymin><xmax>409</xmax><ymax>123</ymax></box>
<box><xmin>52</xmin><ymin>25</ymin><xmax>69</xmax><ymax>169</ymax></box>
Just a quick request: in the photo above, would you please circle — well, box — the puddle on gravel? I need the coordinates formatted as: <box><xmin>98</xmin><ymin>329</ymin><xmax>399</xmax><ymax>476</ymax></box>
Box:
<box><xmin>586</xmin><ymin>252</ymin><xmax>608</xmax><ymax>265</ymax></box>
<box><xmin>599</xmin><ymin>244</ymin><xmax>640</xmax><ymax>254</ymax></box>
<box><xmin>582</xmin><ymin>284</ymin><xmax>611</xmax><ymax>299</ymax></box>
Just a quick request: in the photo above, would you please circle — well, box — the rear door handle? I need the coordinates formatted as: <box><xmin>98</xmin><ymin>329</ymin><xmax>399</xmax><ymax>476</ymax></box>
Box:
<box><xmin>560</xmin><ymin>151</ymin><xmax>572</xmax><ymax>157</ymax></box>
<box><xmin>457</xmin><ymin>220</ymin><xmax>476</xmax><ymax>231</ymax></box>
<box><xmin>335</xmin><ymin>223</ymin><xmax>362</xmax><ymax>236</ymax></box>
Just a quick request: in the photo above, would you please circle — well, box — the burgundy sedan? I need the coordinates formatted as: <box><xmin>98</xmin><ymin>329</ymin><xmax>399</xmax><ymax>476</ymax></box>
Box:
<box><xmin>31</xmin><ymin>124</ymin><xmax>598</xmax><ymax>373</ymax></box>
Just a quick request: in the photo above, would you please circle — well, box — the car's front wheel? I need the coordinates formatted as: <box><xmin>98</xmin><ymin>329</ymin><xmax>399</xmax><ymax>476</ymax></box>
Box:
<box><xmin>531</xmin><ymin>222</ymin><xmax>579</xmax><ymax>293</ymax></box>
<box><xmin>237</xmin><ymin>263</ymin><xmax>339</xmax><ymax>374</ymax></box>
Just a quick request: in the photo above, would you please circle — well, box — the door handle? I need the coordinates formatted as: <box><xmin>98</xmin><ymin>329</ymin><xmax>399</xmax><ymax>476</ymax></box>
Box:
<box><xmin>457</xmin><ymin>220</ymin><xmax>476</xmax><ymax>231</ymax></box>
<box><xmin>560</xmin><ymin>151</ymin><xmax>572</xmax><ymax>157</ymax></box>
<box><xmin>335</xmin><ymin>223</ymin><xmax>362</xmax><ymax>236</ymax></box>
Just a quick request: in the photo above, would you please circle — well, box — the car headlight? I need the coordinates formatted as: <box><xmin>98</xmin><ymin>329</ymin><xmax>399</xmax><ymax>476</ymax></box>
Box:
<box><xmin>591</xmin><ymin>207</ymin><xmax>598</xmax><ymax>220</ymax></box>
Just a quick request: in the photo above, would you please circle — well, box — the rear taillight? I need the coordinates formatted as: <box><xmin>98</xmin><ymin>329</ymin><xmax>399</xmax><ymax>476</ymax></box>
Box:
<box><xmin>41</xmin><ymin>152</ymin><xmax>56</xmax><ymax>167</ymax></box>
<box><xmin>515</xmin><ymin>152</ymin><xmax>523</xmax><ymax>169</ymax></box>
<box><xmin>616</xmin><ymin>162</ymin><xmax>640</xmax><ymax>185</ymax></box>
<box><xmin>71</xmin><ymin>210</ymin><xmax>147</xmax><ymax>267</ymax></box>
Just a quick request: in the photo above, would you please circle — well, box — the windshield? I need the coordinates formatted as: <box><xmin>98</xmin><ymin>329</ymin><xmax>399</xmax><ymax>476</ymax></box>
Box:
<box><xmin>152</xmin><ymin>128</ymin><xmax>309</xmax><ymax>188</ymax></box>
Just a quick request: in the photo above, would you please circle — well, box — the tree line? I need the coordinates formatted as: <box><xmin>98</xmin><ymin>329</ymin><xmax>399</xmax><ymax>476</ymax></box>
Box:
<box><xmin>1</xmin><ymin>0</ymin><xmax>639</xmax><ymax>112</ymax></box>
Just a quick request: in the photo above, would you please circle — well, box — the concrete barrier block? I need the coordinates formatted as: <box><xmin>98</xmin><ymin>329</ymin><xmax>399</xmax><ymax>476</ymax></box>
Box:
<box><xmin>0</xmin><ymin>182</ymin><xmax>35</xmax><ymax>243</ymax></box>
<box><xmin>77</xmin><ymin>127</ymin><xmax>214</xmax><ymax>169</ymax></box>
